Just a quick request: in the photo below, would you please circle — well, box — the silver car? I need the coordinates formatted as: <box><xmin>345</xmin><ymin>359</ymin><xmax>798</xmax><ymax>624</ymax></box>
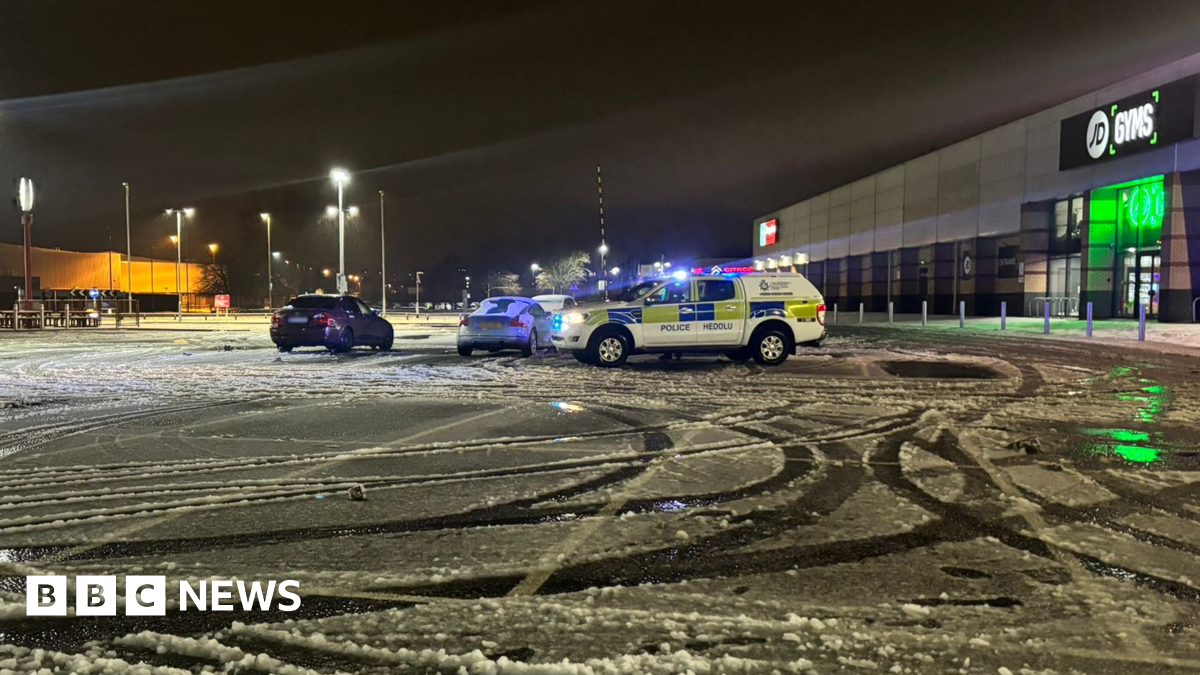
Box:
<box><xmin>457</xmin><ymin>297</ymin><xmax>552</xmax><ymax>357</ymax></box>
<box><xmin>531</xmin><ymin>294</ymin><xmax>578</xmax><ymax>313</ymax></box>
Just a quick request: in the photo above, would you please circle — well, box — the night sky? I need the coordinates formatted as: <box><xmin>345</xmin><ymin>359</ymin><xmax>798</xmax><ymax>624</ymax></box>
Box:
<box><xmin>4</xmin><ymin>1</ymin><xmax>1200</xmax><ymax>297</ymax></box>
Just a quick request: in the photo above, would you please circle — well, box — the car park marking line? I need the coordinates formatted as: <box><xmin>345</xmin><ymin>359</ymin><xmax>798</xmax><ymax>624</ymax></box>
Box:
<box><xmin>507</xmin><ymin>465</ymin><xmax>661</xmax><ymax>597</ymax></box>
<box><xmin>0</xmin><ymin>438</ymin><xmax>767</xmax><ymax>534</ymax></box>
<box><xmin>32</xmin><ymin>405</ymin><xmax>513</xmax><ymax>564</ymax></box>
<box><xmin>298</xmin><ymin>586</ymin><xmax>437</xmax><ymax>605</ymax></box>
<box><xmin>959</xmin><ymin>429</ymin><xmax>1161</xmax><ymax>657</ymax></box>
<box><xmin>508</xmin><ymin>426</ymin><xmax>707</xmax><ymax>597</ymax></box>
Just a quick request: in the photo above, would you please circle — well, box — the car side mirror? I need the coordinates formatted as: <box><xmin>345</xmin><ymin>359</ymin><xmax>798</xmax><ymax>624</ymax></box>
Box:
<box><xmin>372</xmin><ymin>309</ymin><xmax>381</xmax><ymax>316</ymax></box>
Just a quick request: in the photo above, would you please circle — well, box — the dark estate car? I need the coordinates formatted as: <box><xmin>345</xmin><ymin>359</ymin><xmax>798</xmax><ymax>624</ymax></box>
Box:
<box><xmin>270</xmin><ymin>294</ymin><xmax>394</xmax><ymax>353</ymax></box>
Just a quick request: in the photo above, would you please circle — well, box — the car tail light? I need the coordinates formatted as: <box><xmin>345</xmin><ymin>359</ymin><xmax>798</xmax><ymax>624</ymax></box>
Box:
<box><xmin>459</xmin><ymin>316</ymin><xmax>469</xmax><ymax>327</ymax></box>
<box><xmin>271</xmin><ymin>312</ymin><xmax>281</xmax><ymax>325</ymax></box>
<box><xmin>510</xmin><ymin>316</ymin><xmax>527</xmax><ymax>328</ymax></box>
<box><xmin>816</xmin><ymin>303</ymin><xmax>827</xmax><ymax>326</ymax></box>
<box><xmin>313</xmin><ymin>313</ymin><xmax>333</xmax><ymax>327</ymax></box>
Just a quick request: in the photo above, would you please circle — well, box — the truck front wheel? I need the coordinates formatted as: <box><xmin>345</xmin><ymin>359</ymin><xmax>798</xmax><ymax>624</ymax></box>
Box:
<box><xmin>588</xmin><ymin>330</ymin><xmax>630</xmax><ymax>367</ymax></box>
<box><xmin>752</xmin><ymin>329</ymin><xmax>791</xmax><ymax>366</ymax></box>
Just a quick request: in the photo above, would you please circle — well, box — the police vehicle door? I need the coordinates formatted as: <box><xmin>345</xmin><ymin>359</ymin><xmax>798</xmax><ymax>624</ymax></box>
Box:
<box><xmin>693</xmin><ymin>277</ymin><xmax>744</xmax><ymax>345</ymax></box>
<box><xmin>642</xmin><ymin>278</ymin><xmax>697</xmax><ymax>347</ymax></box>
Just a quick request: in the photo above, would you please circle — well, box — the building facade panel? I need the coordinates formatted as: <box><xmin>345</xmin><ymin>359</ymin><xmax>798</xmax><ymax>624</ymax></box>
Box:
<box><xmin>752</xmin><ymin>53</ymin><xmax>1200</xmax><ymax>322</ymax></box>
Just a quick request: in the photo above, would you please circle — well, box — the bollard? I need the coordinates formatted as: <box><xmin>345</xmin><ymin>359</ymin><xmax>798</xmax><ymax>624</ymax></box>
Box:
<box><xmin>1000</xmin><ymin>301</ymin><xmax>1007</xmax><ymax>330</ymax></box>
<box><xmin>859</xmin><ymin>303</ymin><xmax>864</xmax><ymax>325</ymax></box>
<box><xmin>958</xmin><ymin>301</ymin><xmax>965</xmax><ymax>328</ymax></box>
<box><xmin>1086</xmin><ymin>302</ymin><xmax>1093</xmax><ymax>337</ymax></box>
<box><xmin>65</xmin><ymin>304</ymin><xmax>71</xmax><ymax>330</ymax></box>
<box><xmin>921</xmin><ymin>300</ymin><xmax>927</xmax><ymax>327</ymax></box>
<box><xmin>1139</xmin><ymin>303</ymin><xmax>1146</xmax><ymax>342</ymax></box>
<box><xmin>888</xmin><ymin>301</ymin><xmax>894</xmax><ymax>325</ymax></box>
<box><xmin>833</xmin><ymin>303</ymin><xmax>838</xmax><ymax>325</ymax></box>
<box><xmin>1043</xmin><ymin>300</ymin><xmax>1050</xmax><ymax>334</ymax></box>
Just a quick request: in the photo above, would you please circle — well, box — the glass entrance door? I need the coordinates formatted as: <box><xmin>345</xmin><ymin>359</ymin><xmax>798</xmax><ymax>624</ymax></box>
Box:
<box><xmin>1119</xmin><ymin>251</ymin><xmax>1161</xmax><ymax>318</ymax></box>
<box><xmin>1048</xmin><ymin>255</ymin><xmax>1081</xmax><ymax>317</ymax></box>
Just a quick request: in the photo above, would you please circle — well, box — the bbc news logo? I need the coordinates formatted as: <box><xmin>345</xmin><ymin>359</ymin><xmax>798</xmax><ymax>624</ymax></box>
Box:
<box><xmin>27</xmin><ymin>576</ymin><xmax>301</xmax><ymax>616</ymax></box>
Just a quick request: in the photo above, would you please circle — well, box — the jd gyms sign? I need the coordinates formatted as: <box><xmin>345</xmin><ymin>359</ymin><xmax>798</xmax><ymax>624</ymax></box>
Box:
<box><xmin>1059</xmin><ymin>75</ymin><xmax>1199</xmax><ymax>171</ymax></box>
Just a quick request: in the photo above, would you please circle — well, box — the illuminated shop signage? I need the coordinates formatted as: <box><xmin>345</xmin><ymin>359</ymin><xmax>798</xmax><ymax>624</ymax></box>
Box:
<box><xmin>1123</xmin><ymin>179</ymin><xmax>1165</xmax><ymax>228</ymax></box>
<box><xmin>691</xmin><ymin>265</ymin><xmax>757</xmax><ymax>275</ymax></box>
<box><xmin>1059</xmin><ymin>76</ymin><xmax>1197</xmax><ymax>170</ymax></box>
<box><xmin>758</xmin><ymin>219</ymin><xmax>777</xmax><ymax>246</ymax></box>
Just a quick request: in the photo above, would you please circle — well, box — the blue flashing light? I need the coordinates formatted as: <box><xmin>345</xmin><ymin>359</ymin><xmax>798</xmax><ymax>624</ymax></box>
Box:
<box><xmin>671</xmin><ymin>269</ymin><xmax>688</xmax><ymax>281</ymax></box>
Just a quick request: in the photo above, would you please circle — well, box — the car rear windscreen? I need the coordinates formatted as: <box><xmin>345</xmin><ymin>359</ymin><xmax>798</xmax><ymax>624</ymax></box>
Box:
<box><xmin>477</xmin><ymin>299</ymin><xmax>526</xmax><ymax>315</ymax></box>
<box><xmin>288</xmin><ymin>296</ymin><xmax>337</xmax><ymax>309</ymax></box>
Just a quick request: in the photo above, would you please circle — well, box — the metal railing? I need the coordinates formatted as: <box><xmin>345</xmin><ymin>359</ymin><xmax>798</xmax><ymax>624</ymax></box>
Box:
<box><xmin>1028</xmin><ymin>296</ymin><xmax>1078</xmax><ymax>318</ymax></box>
<box><xmin>0</xmin><ymin>299</ymin><xmax>140</xmax><ymax>329</ymax></box>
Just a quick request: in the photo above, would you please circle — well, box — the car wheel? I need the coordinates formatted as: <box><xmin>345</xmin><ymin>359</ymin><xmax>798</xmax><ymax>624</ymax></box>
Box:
<box><xmin>752</xmin><ymin>328</ymin><xmax>790</xmax><ymax>366</ymax></box>
<box><xmin>337</xmin><ymin>328</ymin><xmax>355</xmax><ymax>353</ymax></box>
<box><xmin>380</xmin><ymin>329</ymin><xmax>394</xmax><ymax>352</ymax></box>
<box><xmin>572</xmin><ymin>350</ymin><xmax>592</xmax><ymax>364</ymax></box>
<box><xmin>725</xmin><ymin>347</ymin><xmax>751</xmax><ymax>362</ymax></box>
<box><xmin>521</xmin><ymin>329</ymin><xmax>536</xmax><ymax>357</ymax></box>
<box><xmin>277</xmin><ymin>344</ymin><xmax>294</xmax><ymax>353</ymax></box>
<box><xmin>457</xmin><ymin>345</ymin><xmax>473</xmax><ymax>357</ymax></box>
<box><xmin>588</xmin><ymin>330</ymin><xmax>629</xmax><ymax>367</ymax></box>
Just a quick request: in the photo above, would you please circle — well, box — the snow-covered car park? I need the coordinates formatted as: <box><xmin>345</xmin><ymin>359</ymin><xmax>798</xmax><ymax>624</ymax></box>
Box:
<box><xmin>0</xmin><ymin>323</ymin><xmax>1198</xmax><ymax>674</ymax></box>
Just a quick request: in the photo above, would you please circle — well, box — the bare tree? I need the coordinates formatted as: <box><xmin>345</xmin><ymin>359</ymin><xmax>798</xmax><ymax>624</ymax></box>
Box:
<box><xmin>486</xmin><ymin>270</ymin><xmax>522</xmax><ymax>296</ymax></box>
<box><xmin>196</xmin><ymin>263</ymin><xmax>231</xmax><ymax>295</ymax></box>
<box><xmin>535</xmin><ymin>251</ymin><xmax>590</xmax><ymax>294</ymax></box>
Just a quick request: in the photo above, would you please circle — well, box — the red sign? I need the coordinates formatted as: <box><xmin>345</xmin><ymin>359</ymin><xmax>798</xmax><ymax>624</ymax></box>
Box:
<box><xmin>214</xmin><ymin>294</ymin><xmax>231</xmax><ymax>309</ymax></box>
<box><xmin>759</xmin><ymin>219</ymin><xmax>777</xmax><ymax>246</ymax></box>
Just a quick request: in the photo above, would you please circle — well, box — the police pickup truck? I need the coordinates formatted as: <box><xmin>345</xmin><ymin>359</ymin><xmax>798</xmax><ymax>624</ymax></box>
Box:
<box><xmin>550</xmin><ymin>273</ymin><xmax>826</xmax><ymax>367</ymax></box>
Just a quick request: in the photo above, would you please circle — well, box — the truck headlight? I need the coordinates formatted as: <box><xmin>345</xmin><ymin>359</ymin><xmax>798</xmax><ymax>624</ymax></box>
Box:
<box><xmin>563</xmin><ymin>311</ymin><xmax>587</xmax><ymax>325</ymax></box>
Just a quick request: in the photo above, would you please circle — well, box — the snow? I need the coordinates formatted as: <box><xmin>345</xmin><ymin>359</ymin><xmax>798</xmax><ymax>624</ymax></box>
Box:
<box><xmin>1</xmin><ymin>326</ymin><xmax>1198</xmax><ymax>673</ymax></box>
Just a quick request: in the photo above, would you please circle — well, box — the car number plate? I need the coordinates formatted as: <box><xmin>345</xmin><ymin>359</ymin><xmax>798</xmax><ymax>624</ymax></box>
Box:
<box><xmin>286</xmin><ymin>316</ymin><xmax>309</xmax><ymax>325</ymax></box>
<box><xmin>477</xmin><ymin>320</ymin><xmax>503</xmax><ymax>329</ymax></box>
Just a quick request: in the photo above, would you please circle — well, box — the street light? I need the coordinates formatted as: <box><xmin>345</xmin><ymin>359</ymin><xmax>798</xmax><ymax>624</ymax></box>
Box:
<box><xmin>598</xmin><ymin>243</ymin><xmax>609</xmax><ymax>299</ymax></box>
<box><xmin>208</xmin><ymin>243</ymin><xmax>219</xmax><ymax>262</ymax></box>
<box><xmin>378</xmin><ymin>190</ymin><xmax>387</xmax><ymax>316</ymax></box>
<box><xmin>610</xmin><ymin>266</ymin><xmax>620</xmax><ymax>276</ymax></box>
<box><xmin>415</xmin><ymin>271</ymin><xmax>424</xmax><ymax>315</ymax></box>
<box><xmin>330</xmin><ymin>168</ymin><xmax>350</xmax><ymax>294</ymax></box>
<box><xmin>122</xmin><ymin>183</ymin><xmax>132</xmax><ymax>312</ymax></box>
<box><xmin>17</xmin><ymin>178</ymin><xmax>34</xmax><ymax>310</ymax></box>
<box><xmin>165</xmin><ymin>208</ymin><xmax>194</xmax><ymax>320</ymax></box>
<box><xmin>261</xmin><ymin>213</ymin><xmax>273</xmax><ymax>308</ymax></box>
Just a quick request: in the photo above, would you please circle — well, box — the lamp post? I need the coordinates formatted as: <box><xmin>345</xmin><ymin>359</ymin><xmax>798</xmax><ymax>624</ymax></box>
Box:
<box><xmin>598</xmin><ymin>243</ymin><xmax>609</xmax><ymax>299</ymax></box>
<box><xmin>208</xmin><ymin>243</ymin><xmax>218</xmax><ymax>263</ymax></box>
<box><xmin>415</xmin><ymin>271</ymin><xmax>423</xmax><ymax>315</ymax></box>
<box><xmin>123</xmin><ymin>182</ymin><xmax>132</xmax><ymax>312</ymax></box>
<box><xmin>530</xmin><ymin>263</ymin><xmax>539</xmax><ymax>290</ymax></box>
<box><xmin>260</xmin><ymin>213</ymin><xmax>273</xmax><ymax>308</ymax></box>
<box><xmin>379</xmin><ymin>190</ymin><xmax>387</xmax><ymax>315</ymax></box>
<box><xmin>165</xmin><ymin>208</ymin><xmax>194</xmax><ymax>320</ymax></box>
<box><xmin>330</xmin><ymin>168</ymin><xmax>350</xmax><ymax>294</ymax></box>
<box><xmin>17</xmin><ymin>178</ymin><xmax>34</xmax><ymax>310</ymax></box>
<box><xmin>596</xmin><ymin>164</ymin><xmax>608</xmax><ymax>300</ymax></box>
